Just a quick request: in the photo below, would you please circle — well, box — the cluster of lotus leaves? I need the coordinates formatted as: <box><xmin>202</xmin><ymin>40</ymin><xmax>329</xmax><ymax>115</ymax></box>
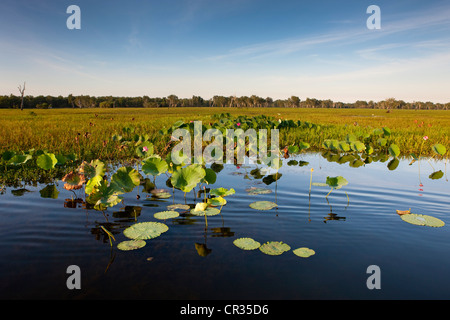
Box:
<box><xmin>233</xmin><ymin>237</ymin><xmax>315</xmax><ymax>258</ymax></box>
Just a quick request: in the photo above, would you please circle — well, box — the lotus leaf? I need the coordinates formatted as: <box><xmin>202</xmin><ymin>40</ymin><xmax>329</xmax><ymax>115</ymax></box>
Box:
<box><xmin>299</xmin><ymin>142</ymin><xmax>310</xmax><ymax>150</ymax></box>
<box><xmin>346</xmin><ymin>134</ymin><xmax>357</xmax><ymax>143</ymax></box>
<box><xmin>117</xmin><ymin>240</ymin><xmax>146</xmax><ymax>251</ymax></box>
<box><xmin>249</xmin><ymin>201</ymin><xmax>278</xmax><ymax>210</ymax></box>
<box><xmin>259</xmin><ymin>241</ymin><xmax>291</xmax><ymax>256</ymax></box>
<box><xmin>78</xmin><ymin>160</ymin><xmax>105</xmax><ymax>178</ymax></box>
<box><xmin>293</xmin><ymin>247</ymin><xmax>316</xmax><ymax>258</ymax></box>
<box><xmin>207</xmin><ymin>196</ymin><xmax>227</xmax><ymax>206</ymax></box>
<box><xmin>326</xmin><ymin>176</ymin><xmax>348</xmax><ymax>189</ymax></box>
<box><xmin>142</xmin><ymin>157</ymin><xmax>168</xmax><ymax>176</ymax></box>
<box><xmin>135</xmin><ymin>141</ymin><xmax>154</xmax><ymax>158</ymax></box>
<box><xmin>246</xmin><ymin>187</ymin><xmax>272</xmax><ymax>195</ymax></box>
<box><xmin>151</xmin><ymin>188</ymin><xmax>172</xmax><ymax>199</ymax></box>
<box><xmin>401</xmin><ymin>214</ymin><xmax>445</xmax><ymax>227</ymax></box>
<box><xmin>166</xmin><ymin>204</ymin><xmax>190</xmax><ymax>211</ymax></box>
<box><xmin>202</xmin><ymin>168</ymin><xmax>217</xmax><ymax>184</ymax></box>
<box><xmin>190</xmin><ymin>206</ymin><xmax>221</xmax><ymax>216</ymax></box>
<box><xmin>39</xmin><ymin>184</ymin><xmax>59</xmax><ymax>199</ymax></box>
<box><xmin>432</xmin><ymin>144</ymin><xmax>447</xmax><ymax>156</ymax></box>
<box><xmin>36</xmin><ymin>153</ymin><xmax>57</xmax><ymax>170</ymax></box>
<box><xmin>429</xmin><ymin>170</ymin><xmax>444</xmax><ymax>180</ymax></box>
<box><xmin>311</xmin><ymin>182</ymin><xmax>328</xmax><ymax>187</ymax></box>
<box><xmin>210</xmin><ymin>187</ymin><xmax>235</xmax><ymax>197</ymax></box>
<box><xmin>287</xmin><ymin>145</ymin><xmax>299</xmax><ymax>154</ymax></box>
<box><xmin>339</xmin><ymin>141</ymin><xmax>350</xmax><ymax>152</ymax></box>
<box><xmin>110</xmin><ymin>166</ymin><xmax>140</xmax><ymax>193</ymax></box>
<box><xmin>377</xmin><ymin>138</ymin><xmax>387</xmax><ymax>147</ymax></box>
<box><xmin>388</xmin><ymin>144</ymin><xmax>400</xmax><ymax>158</ymax></box>
<box><xmin>62</xmin><ymin>171</ymin><xmax>86</xmax><ymax>190</ymax></box>
<box><xmin>8</xmin><ymin>154</ymin><xmax>32</xmax><ymax>166</ymax></box>
<box><xmin>233</xmin><ymin>238</ymin><xmax>261</xmax><ymax>250</ymax></box>
<box><xmin>171</xmin><ymin>164</ymin><xmax>206</xmax><ymax>193</ymax></box>
<box><xmin>87</xmin><ymin>179</ymin><xmax>123</xmax><ymax>209</ymax></box>
<box><xmin>154</xmin><ymin>210</ymin><xmax>180</xmax><ymax>220</ymax></box>
<box><xmin>351</xmin><ymin>141</ymin><xmax>365</xmax><ymax>152</ymax></box>
<box><xmin>195</xmin><ymin>243</ymin><xmax>212</xmax><ymax>257</ymax></box>
<box><xmin>123</xmin><ymin>221</ymin><xmax>169</xmax><ymax>240</ymax></box>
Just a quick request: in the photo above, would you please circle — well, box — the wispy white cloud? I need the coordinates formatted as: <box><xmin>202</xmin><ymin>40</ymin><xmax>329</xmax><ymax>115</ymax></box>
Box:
<box><xmin>205</xmin><ymin>3</ymin><xmax>450</xmax><ymax>62</ymax></box>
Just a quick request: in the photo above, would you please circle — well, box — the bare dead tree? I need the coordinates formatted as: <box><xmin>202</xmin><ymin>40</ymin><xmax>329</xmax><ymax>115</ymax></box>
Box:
<box><xmin>18</xmin><ymin>82</ymin><xmax>26</xmax><ymax>111</ymax></box>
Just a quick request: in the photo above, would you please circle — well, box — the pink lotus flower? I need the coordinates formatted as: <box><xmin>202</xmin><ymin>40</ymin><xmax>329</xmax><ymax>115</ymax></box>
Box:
<box><xmin>143</xmin><ymin>146</ymin><xmax>148</xmax><ymax>152</ymax></box>
<box><xmin>237</xmin><ymin>122</ymin><xmax>241</xmax><ymax>126</ymax></box>
<box><xmin>423</xmin><ymin>136</ymin><xmax>429</xmax><ymax>141</ymax></box>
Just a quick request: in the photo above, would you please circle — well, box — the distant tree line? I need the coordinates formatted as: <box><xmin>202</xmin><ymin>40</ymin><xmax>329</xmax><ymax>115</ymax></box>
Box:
<box><xmin>0</xmin><ymin>94</ymin><xmax>448</xmax><ymax>110</ymax></box>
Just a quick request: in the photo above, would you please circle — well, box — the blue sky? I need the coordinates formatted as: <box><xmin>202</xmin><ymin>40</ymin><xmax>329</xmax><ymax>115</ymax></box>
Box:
<box><xmin>0</xmin><ymin>0</ymin><xmax>449</xmax><ymax>103</ymax></box>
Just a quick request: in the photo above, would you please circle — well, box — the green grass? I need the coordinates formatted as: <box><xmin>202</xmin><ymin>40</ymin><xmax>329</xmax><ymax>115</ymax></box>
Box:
<box><xmin>0</xmin><ymin>107</ymin><xmax>448</xmax><ymax>159</ymax></box>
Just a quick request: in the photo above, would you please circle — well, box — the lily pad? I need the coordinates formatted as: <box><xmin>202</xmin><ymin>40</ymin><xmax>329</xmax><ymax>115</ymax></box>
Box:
<box><xmin>151</xmin><ymin>189</ymin><xmax>172</xmax><ymax>199</ymax></box>
<box><xmin>400</xmin><ymin>214</ymin><xmax>445</xmax><ymax>227</ymax></box>
<box><xmin>233</xmin><ymin>238</ymin><xmax>261</xmax><ymax>250</ymax></box>
<box><xmin>117</xmin><ymin>240</ymin><xmax>146</xmax><ymax>251</ymax></box>
<box><xmin>154</xmin><ymin>210</ymin><xmax>180</xmax><ymax>220</ymax></box>
<box><xmin>123</xmin><ymin>221</ymin><xmax>169</xmax><ymax>240</ymax></box>
<box><xmin>259</xmin><ymin>241</ymin><xmax>291</xmax><ymax>256</ymax></box>
<box><xmin>245</xmin><ymin>187</ymin><xmax>272</xmax><ymax>195</ymax></box>
<box><xmin>249</xmin><ymin>201</ymin><xmax>278</xmax><ymax>210</ymax></box>
<box><xmin>190</xmin><ymin>206</ymin><xmax>221</xmax><ymax>216</ymax></box>
<box><xmin>293</xmin><ymin>247</ymin><xmax>316</xmax><ymax>258</ymax></box>
<box><xmin>166</xmin><ymin>203</ymin><xmax>190</xmax><ymax>211</ymax></box>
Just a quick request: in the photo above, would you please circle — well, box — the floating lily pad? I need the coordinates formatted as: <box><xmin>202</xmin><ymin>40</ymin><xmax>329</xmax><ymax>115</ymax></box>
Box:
<box><xmin>190</xmin><ymin>206</ymin><xmax>221</xmax><ymax>216</ymax></box>
<box><xmin>151</xmin><ymin>189</ymin><xmax>172</xmax><ymax>199</ymax></box>
<box><xmin>166</xmin><ymin>203</ymin><xmax>190</xmax><ymax>211</ymax></box>
<box><xmin>293</xmin><ymin>247</ymin><xmax>316</xmax><ymax>258</ymax></box>
<box><xmin>246</xmin><ymin>187</ymin><xmax>272</xmax><ymax>195</ymax></box>
<box><xmin>249</xmin><ymin>201</ymin><xmax>278</xmax><ymax>210</ymax></box>
<box><xmin>259</xmin><ymin>241</ymin><xmax>291</xmax><ymax>256</ymax></box>
<box><xmin>233</xmin><ymin>238</ymin><xmax>261</xmax><ymax>250</ymax></box>
<box><xmin>123</xmin><ymin>222</ymin><xmax>169</xmax><ymax>240</ymax></box>
<box><xmin>117</xmin><ymin>240</ymin><xmax>146</xmax><ymax>251</ymax></box>
<box><xmin>401</xmin><ymin>214</ymin><xmax>445</xmax><ymax>227</ymax></box>
<box><xmin>154</xmin><ymin>210</ymin><xmax>180</xmax><ymax>220</ymax></box>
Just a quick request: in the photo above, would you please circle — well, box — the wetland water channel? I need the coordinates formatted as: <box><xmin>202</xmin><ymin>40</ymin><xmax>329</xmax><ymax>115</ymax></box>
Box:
<box><xmin>0</xmin><ymin>153</ymin><xmax>449</xmax><ymax>299</ymax></box>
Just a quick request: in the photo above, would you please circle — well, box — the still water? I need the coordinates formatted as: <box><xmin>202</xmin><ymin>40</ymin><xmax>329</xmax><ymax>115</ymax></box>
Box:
<box><xmin>0</xmin><ymin>153</ymin><xmax>449</xmax><ymax>299</ymax></box>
